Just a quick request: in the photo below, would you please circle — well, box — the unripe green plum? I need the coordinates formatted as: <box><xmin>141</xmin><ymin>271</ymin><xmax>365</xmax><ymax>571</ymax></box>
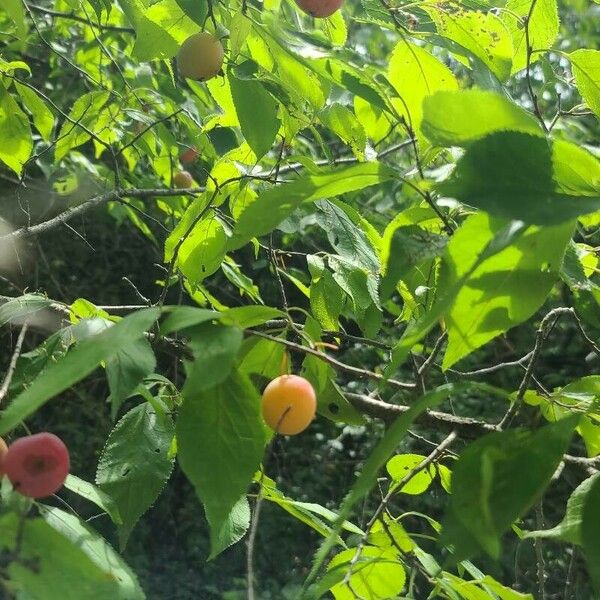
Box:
<box><xmin>177</xmin><ymin>32</ymin><xmax>224</xmax><ymax>81</ymax></box>
<box><xmin>173</xmin><ymin>170</ymin><xmax>194</xmax><ymax>188</ymax></box>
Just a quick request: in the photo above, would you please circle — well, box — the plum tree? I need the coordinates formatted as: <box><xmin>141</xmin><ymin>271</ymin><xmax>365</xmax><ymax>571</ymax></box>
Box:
<box><xmin>0</xmin><ymin>437</ymin><xmax>8</xmax><ymax>477</ymax></box>
<box><xmin>4</xmin><ymin>433</ymin><xmax>70</xmax><ymax>498</ymax></box>
<box><xmin>294</xmin><ymin>0</ymin><xmax>343</xmax><ymax>18</ymax></box>
<box><xmin>180</xmin><ymin>146</ymin><xmax>199</xmax><ymax>164</ymax></box>
<box><xmin>261</xmin><ymin>375</ymin><xmax>317</xmax><ymax>435</ymax></box>
<box><xmin>177</xmin><ymin>32</ymin><xmax>224</xmax><ymax>81</ymax></box>
<box><xmin>173</xmin><ymin>170</ymin><xmax>194</xmax><ymax>188</ymax></box>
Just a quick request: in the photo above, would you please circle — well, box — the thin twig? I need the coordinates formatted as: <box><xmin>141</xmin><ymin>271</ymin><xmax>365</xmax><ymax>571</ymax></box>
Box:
<box><xmin>499</xmin><ymin>308</ymin><xmax>573</xmax><ymax>428</ymax></box>
<box><xmin>524</xmin><ymin>0</ymin><xmax>548</xmax><ymax>132</ymax></box>
<box><xmin>247</xmin><ymin>408</ymin><xmax>291</xmax><ymax>600</ymax></box>
<box><xmin>342</xmin><ymin>432</ymin><xmax>457</xmax><ymax>587</ymax></box>
<box><xmin>345</xmin><ymin>392</ymin><xmax>498</xmax><ymax>434</ymax></box>
<box><xmin>417</xmin><ymin>332</ymin><xmax>447</xmax><ymax>376</ymax></box>
<box><xmin>534</xmin><ymin>502</ymin><xmax>547</xmax><ymax>600</ymax></box>
<box><xmin>0</xmin><ymin>187</ymin><xmax>206</xmax><ymax>242</ymax></box>
<box><xmin>262</xmin><ymin>319</ymin><xmax>393</xmax><ymax>350</ymax></box>
<box><xmin>447</xmin><ymin>351</ymin><xmax>534</xmax><ymax>376</ymax></box>
<box><xmin>0</xmin><ymin>323</ymin><xmax>29</xmax><ymax>405</ymax></box>
<box><xmin>27</xmin><ymin>3</ymin><xmax>134</xmax><ymax>32</ymax></box>
<box><xmin>248</xmin><ymin>329</ymin><xmax>415</xmax><ymax>391</ymax></box>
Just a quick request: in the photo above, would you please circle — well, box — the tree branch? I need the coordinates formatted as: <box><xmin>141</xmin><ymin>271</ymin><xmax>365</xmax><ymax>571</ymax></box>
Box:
<box><xmin>248</xmin><ymin>330</ymin><xmax>415</xmax><ymax>391</ymax></box>
<box><xmin>0</xmin><ymin>323</ymin><xmax>29</xmax><ymax>406</ymax></box>
<box><xmin>27</xmin><ymin>3</ymin><xmax>134</xmax><ymax>33</ymax></box>
<box><xmin>0</xmin><ymin>187</ymin><xmax>206</xmax><ymax>242</ymax></box>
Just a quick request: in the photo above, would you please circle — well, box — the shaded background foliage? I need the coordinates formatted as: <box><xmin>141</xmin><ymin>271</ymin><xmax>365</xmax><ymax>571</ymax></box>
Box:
<box><xmin>0</xmin><ymin>0</ymin><xmax>599</xmax><ymax>597</ymax></box>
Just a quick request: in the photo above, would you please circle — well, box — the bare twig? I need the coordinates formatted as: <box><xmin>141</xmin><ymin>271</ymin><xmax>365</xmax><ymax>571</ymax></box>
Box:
<box><xmin>417</xmin><ymin>332</ymin><xmax>447</xmax><ymax>376</ymax></box>
<box><xmin>499</xmin><ymin>307</ymin><xmax>574</xmax><ymax>428</ymax></box>
<box><xmin>248</xmin><ymin>329</ymin><xmax>415</xmax><ymax>391</ymax></box>
<box><xmin>262</xmin><ymin>319</ymin><xmax>393</xmax><ymax>350</ymax></box>
<box><xmin>0</xmin><ymin>323</ymin><xmax>29</xmax><ymax>405</ymax></box>
<box><xmin>534</xmin><ymin>502</ymin><xmax>547</xmax><ymax>600</ymax></box>
<box><xmin>524</xmin><ymin>0</ymin><xmax>548</xmax><ymax>132</ymax></box>
<box><xmin>447</xmin><ymin>351</ymin><xmax>534</xmax><ymax>376</ymax></box>
<box><xmin>247</xmin><ymin>408</ymin><xmax>291</xmax><ymax>600</ymax></box>
<box><xmin>27</xmin><ymin>3</ymin><xmax>134</xmax><ymax>32</ymax></box>
<box><xmin>345</xmin><ymin>392</ymin><xmax>498</xmax><ymax>434</ymax></box>
<box><xmin>342</xmin><ymin>432</ymin><xmax>457</xmax><ymax>586</ymax></box>
<box><xmin>0</xmin><ymin>187</ymin><xmax>206</xmax><ymax>242</ymax></box>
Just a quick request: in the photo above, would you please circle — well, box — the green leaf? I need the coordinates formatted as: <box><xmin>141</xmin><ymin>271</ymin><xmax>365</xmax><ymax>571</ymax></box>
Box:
<box><xmin>328</xmin><ymin>547</ymin><xmax>406</xmax><ymax>599</ymax></box>
<box><xmin>309</xmin><ymin>267</ymin><xmax>345</xmax><ymax>331</ymax></box>
<box><xmin>260</xmin><ymin>29</ymin><xmax>326</xmax><ymax>110</ymax></box>
<box><xmin>15</xmin><ymin>82</ymin><xmax>54</xmax><ymax>142</ymax></box>
<box><xmin>560</xmin><ymin>242</ymin><xmax>600</xmax><ymax>330</ymax></box>
<box><xmin>0</xmin><ymin>294</ymin><xmax>54</xmax><ymax>327</ymax></box>
<box><xmin>174</xmin><ymin>212</ymin><xmax>228</xmax><ymax>284</ymax></box>
<box><xmin>160</xmin><ymin>305</ymin><xmax>219</xmax><ymax>334</ymax></box>
<box><xmin>480</xmin><ymin>576</ymin><xmax>533</xmax><ymax>600</ymax></box>
<box><xmin>312</xmin><ymin>57</ymin><xmax>387</xmax><ymax>111</ymax></box>
<box><xmin>176</xmin><ymin>370</ymin><xmax>267</xmax><ymax>558</ymax></box>
<box><xmin>305</xmin><ymin>383</ymin><xmax>498</xmax><ymax>587</ymax></box>
<box><xmin>582</xmin><ymin>475</ymin><xmax>600</xmax><ymax>592</ymax></box>
<box><xmin>0</xmin><ymin>513</ymin><xmax>137</xmax><ymax>599</ymax></box>
<box><xmin>329</xmin><ymin>256</ymin><xmax>379</xmax><ymax>314</ymax></box>
<box><xmin>64</xmin><ymin>474</ymin><xmax>123</xmax><ymax>525</ymax></box>
<box><xmin>441</xmin><ymin>416</ymin><xmax>578</xmax><ymax>559</ymax></box>
<box><xmin>0</xmin><ymin>82</ymin><xmax>32</xmax><ymax>175</ymax></box>
<box><xmin>219</xmin><ymin>305</ymin><xmax>284</xmax><ymax>328</ymax></box>
<box><xmin>238</xmin><ymin>337</ymin><xmax>286</xmax><ymax>379</ymax></box>
<box><xmin>106</xmin><ymin>338</ymin><xmax>156</xmax><ymax>417</ymax></box>
<box><xmin>96</xmin><ymin>402</ymin><xmax>175</xmax><ymax>548</ymax></box>
<box><xmin>42</xmin><ymin>507</ymin><xmax>145</xmax><ymax>599</ymax></box>
<box><xmin>387</xmin><ymin>40</ymin><xmax>458</xmax><ymax>136</ymax></box>
<box><xmin>501</xmin><ymin>0</ymin><xmax>559</xmax><ymax>73</ymax></box>
<box><xmin>320</xmin><ymin>378</ymin><xmax>365</xmax><ymax>425</ymax></box>
<box><xmin>120</xmin><ymin>0</ymin><xmax>198</xmax><ymax>60</ymax></box>
<box><xmin>319</xmin><ymin>11</ymin><xmax>347</xmax><ymax>46</ymax></box>
<box><xmin>183</xmin><ymin>323</ymin><xmax>243</xmax><ymax>394</ymax></box>
<box><xmin>386</xmin><ymin>454</ymin><xmax>435</xmax><ymax>495</ymax></box>
<box><xmin>385</xmin><ymin>220</ymin><xmax>528</xmax><ymax>374</ymax></box>
<box><xmin>2</xmin><ymin>0</ymin><xmax>27</xmax><ymax>39</ymax></box>
<box><xmin>55</xmin><ymin>91</ymin><xmax>110</xmax><ymax>162</ymax></box>
<box><xmin>441</xmin><ymin>213</ymin><xmax>574</xmax><ymax>369</ymax></box>
<box><xmin>570</xmin><ymin>49</ymin><xmax>600</xmax><ymax>119</ymax></box>
<box><xmin>380</xmin><ymin>225</ymin><xmax>447</xmax><ymax>302</ymax></box>
<box><xmin>525</xmin><ymin>474</ymin><xmax>600</xmax><ymax>544</ymax></box>
<box><xmin>0</xmin><ymin>308</ymin><xmax>159</xmax><ymax>435</ymax></box>
<box><xmin>316</xmin><ymin>200</ymin><xmax>379</xmax><ymax>276</ymax></box>
<box><xmin>229</xmin><ymin>73</ymin><xmax>280</xmax><ymax>160</ymax></box>
<box><xmin>318</xmin><ymin>103</ymin><xmax>366</xmax><ymax>159</ymax></box>
<box><xmin>228</xmin><ymin>162</ymin><xmax>395</xmax><ymax>250</ymax></box>
<box><xmin>422</xmin><ymin>89</ymin><xmax>542</xmax><ymax>147</ymax></box>
<box><xmin>229</xmin><ymin>13</ymin><xmax>252</xmax><ymax>58</ymax></box>
<box><xmin>207</xmin><ymin>495</ymin><xmax>251</xmax><ymax>560</ymax></box>
<box><xmin>427</xmin><ymin>8</ymin><xmax>513</xmax><ymax>81</ymax></box>
<box><xmin>437</xmin><ymin>131</ymin><xmax>600</xmax><ymax>224</ymax></box>
<box><xmin>173</xmin><ymin>0</ymin><xmax>208</xmax><ymax>26</ymax></box>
